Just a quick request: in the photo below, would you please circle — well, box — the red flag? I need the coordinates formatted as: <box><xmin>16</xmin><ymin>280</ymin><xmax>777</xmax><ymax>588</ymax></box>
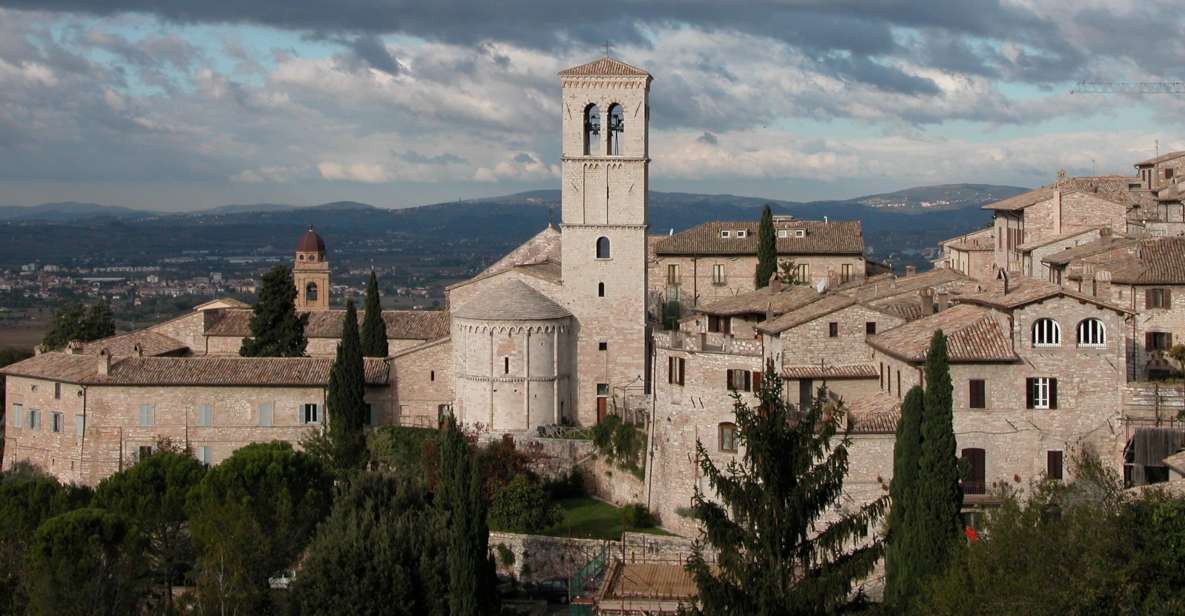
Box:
<box><xmin>964</xmin><ymin>526</ymin><xmax>979</xmax><ymax>543</ymax></box>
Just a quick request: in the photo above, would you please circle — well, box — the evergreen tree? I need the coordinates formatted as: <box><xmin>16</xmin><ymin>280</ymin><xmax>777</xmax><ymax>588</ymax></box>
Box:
<box><xmin>883</xmin><ymin>385</ymin><xmax>925</xmax><ymax>609</ymax></box>
<box><xmin>755</xmin><ymin>205</ymin><xmax>777</xmax><ymax>288</ymax></box>
<box><xmin>684</xmin><ymin>360</ymin><xmax>888</xmax><ymax>615</ymax></box>
<box><xmin>911</xmin><ymin>331</ymin><xmax>963</xmax><ymax>601</ymax></box>
<box><xmin>41</xmin><ymin>302</ymin><xmax>116</xmax><ymax>350</ymax></box>
<box><xmin>239</xmin><ymin>266</ymin><xmax>307</xmax><ymax>357</ymax></box>
<box><xmin>327</xmin><ymin>300</ymin><xmax>369</xmax><ymax>473</ymax></box>
<box><xmin>360</xmin><ymin>270</ymin><xmax>389</xmax><ymax>358</ymax></box>
<box><xmin>439</xmin><ymin>417</ymin><xmax>498</xmax><ymax>616</ymax></box>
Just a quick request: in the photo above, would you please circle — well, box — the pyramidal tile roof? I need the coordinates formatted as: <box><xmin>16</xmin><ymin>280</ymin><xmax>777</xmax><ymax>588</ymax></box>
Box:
<box><xmin>559</xmin><ymin>57</ymin><xmax>650</xmax><ymax>77</ymax></box>
<box><xmin>453</xmin><ymin>279</ymin><xmax>571</xmax><ymax>321</ymax></box>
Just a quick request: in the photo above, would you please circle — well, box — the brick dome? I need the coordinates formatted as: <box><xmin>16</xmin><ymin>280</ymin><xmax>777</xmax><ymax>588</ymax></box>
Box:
<box><xmin>296</xmin><ymin>226</ymin><xmax>326</xmax><ymax>253</ymax></box>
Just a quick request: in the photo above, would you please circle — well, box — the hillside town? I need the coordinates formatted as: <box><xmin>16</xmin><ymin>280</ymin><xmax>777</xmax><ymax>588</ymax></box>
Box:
<box><xmin>3</xmin><ymin>57</ymin><xmax>1185</xmax><ymax>615</ymax></box>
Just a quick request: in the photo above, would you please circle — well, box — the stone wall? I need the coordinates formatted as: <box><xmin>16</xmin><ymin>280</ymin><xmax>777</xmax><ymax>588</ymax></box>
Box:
<box><xmin>392</xmin><ymin>338</ymin><xmax>454</xmax><ymax>428</ymax></box>
<box><xmin>776</xmin><ymin>303</ymin><xmax>904</xmax><ymax>368</ymax></box>
<box><xmin>489</xmin><ymin>531</ymin><xmax>705</xmax><ymax>582</ymax></box>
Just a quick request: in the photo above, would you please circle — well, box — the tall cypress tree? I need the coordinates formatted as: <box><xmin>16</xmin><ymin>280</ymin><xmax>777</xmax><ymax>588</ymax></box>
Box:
<box><xmin>240</xmin><ymin>266</ymin><xmax>307</xmax><ymax>357</ymax></box>
<box><xmin>883</xmin><ymin>385</ymin><xmax>925</xmax><ymax>609</ymax></box>
<box><xmin>326</xmin><ymin>300</ymin><xmax>368</xmax><ymax>473</ymax></box>
<box><xmin>911</xmin><ymin>331</ymin><xmax>963</xmax><ymax>599</ymax></box>
<box><xmin>755</xmin><ymin>204</ymin><xmax>777</xmax><ymax>288</ymax></box>
<box><xmin>360</xmin><ymin>270</ymin><xmax>389</xmax><ymax>357</ymax></box>
<box><xmin>439</xmin><ymin>417</ymin><xmax>498</xmax><ymax>616</ymax></box>
<box><xmin>684</xmin><ymin>360</ymin><xmax>888</xmax><ymax>615</ymax></box>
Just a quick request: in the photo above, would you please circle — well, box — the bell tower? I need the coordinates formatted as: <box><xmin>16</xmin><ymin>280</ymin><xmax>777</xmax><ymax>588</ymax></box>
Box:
<box><xmin>558</xmin><ymin>57</ymin><xmax>651</xmax><ymax>425</ymax></box>
<box><xmin>293</xmin><ymin>226</ymin><xmax>330</xmax><ymax>311</ymax></box>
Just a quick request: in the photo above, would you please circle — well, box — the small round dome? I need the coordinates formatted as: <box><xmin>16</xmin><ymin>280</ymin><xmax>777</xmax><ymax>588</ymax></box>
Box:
<box><xmin>297</xmin><ymin>226</ymin><xmax>326</xmax><ymax>253</ymax></box>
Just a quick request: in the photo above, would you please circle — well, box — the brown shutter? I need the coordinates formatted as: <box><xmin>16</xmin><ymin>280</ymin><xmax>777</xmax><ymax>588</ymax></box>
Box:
<box><xmin>667</xmin><ymin>357</ymin><xmax>674</xmax><ymax>384</ymax></box>
<box><xmin>1166</xmin><ymin>289</ymin><xmax>1173</xmax><ymax>309</ymax></box>
<box><xmin>753</xmin><ymin>370</ymin><xmax>763</xmax><ymax>391</ymax></box>
<box><xmin>724</xmin><ymin>317</ymin><xmax>732</xmax><ymax>335</ymax></box>
<box><xmin>1049</xmin><ymin>378</ymin><xmax>1058</xmax><ymax>409</ymax></box>
<box><xmin>1047</xmin><ymin>451</ymin><xmax>1064</xmax><ymax>480</ymax></box>
<box><xmin>679</xmin><ymin>358</ymin><xmax>685</xmax><ymax>385</ymax></box>
<box><xmin>1146</xmin><ymin>289</ymin><xmax>1153</xmax><ymax>309</ymax></box>
<box><xmin>726</xmin><ymin>370</ymin><xmax>734</xmax><ymax>391</ymax></box>
<box><xmin>1146</xmin><ymin>332</ymin><xmax>1155</xmax><ymax>350</ymax></box>
<box><xmin>1025</xmin><ymin>378</ymin><xmax>1034</xmax><ymax>409</ymax></box>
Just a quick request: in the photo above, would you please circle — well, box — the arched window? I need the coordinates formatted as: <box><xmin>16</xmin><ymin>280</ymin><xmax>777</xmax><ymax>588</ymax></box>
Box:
<box><xmin>305</xmin><ymin>282</ymin><xmax>318</xmax><ymax>302</ymax></box>
<box><xmin>596</xmin><ymin>236</ymin><xmax>611</xmax><ymax>259</ymax></box>
<box><xmin>1077</xmin><ymin>318</ymin><xmax>1106</xmax><ymax>346</ymax></box>
<box><xmin>607</xmin><ymin>103</ymin><xmax>624</xmax><ymax>155</ymax></box>
<box><xmin>1032</xmin><ymin>318</ymin><xmax>1061</xmax><ymax>346</ymax></box>
<box><xmin>597</xmin><ymin>282</ymin><xmax>605</xmax><ymax>297</ymax></box>
<box><xmin>718</xmin><ymin>422</ymin><xmax>737</xmax><ymax>453</ymax></box>
<box><xmin>583</xmin><ymin>104</ymin><xmax>601</xmax><ymax>155</ymax></box>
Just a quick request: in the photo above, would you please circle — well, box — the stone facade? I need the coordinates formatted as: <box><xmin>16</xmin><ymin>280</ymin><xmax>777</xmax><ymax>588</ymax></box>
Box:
<box><xmin>392</xmin><ymin>338</ymin><xmax>454</xmax><ymax>428</ymax></box>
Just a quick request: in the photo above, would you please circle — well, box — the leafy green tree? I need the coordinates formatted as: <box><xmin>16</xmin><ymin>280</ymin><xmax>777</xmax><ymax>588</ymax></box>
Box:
<box><xmin>684</xmin><ymin>360</ymin><xmax>888</xmax><ymax>615</ymax></box>
<box><xmin>488</xmin><ymin>474</ymin><xmax>562</xmax><ymax>533</ymax></box>
<box><xmin>360</xmin><ymin>270</ymin><xmax>389</xmax><ymax>358</ymax></box>
<box><xmin>883</xmin><ymin>386</ymin><xmax>924</xmax><ymax>608</ymax></box>
<box><xmin>439</xmin><ymin>417</ymin><xmax>499</xmax><ymax>616</ymax></box>
<box><xmin>26</xmin><ymin>507</ymin><xmax>147</xmax><ymax>616</ymax></box>
<box><xmin>93</xmin><ymin>451</ymin><xmax>206</xmax><ymax>612</ymax></box>
<box><xmin>41</xmin><ymin>302</ymin><xmax>116</xmax><ymax>350</ymax></box>
<box><xmin>290</xmin><ymin>472</ymin><xmax>448</xmax><ymax>615</ymax></box>
<box><xmin>0</xmin><ymin>467</ymin><xmax>92</xmax><ymax>615</ymax></box>
<box><xmin>327</xmin><ymin>300</ymin><xmax>369</xmax><ymax>473</ymax></box>
<box><xmin>776</xmin><ymin>258</ymin><xmax>800</xmax><ymax>285</ymax></box>
<box><xmin>187</xmin><ymin>442</ymin><xmax>332</xmax><ymax>609</ymax></box>
<box><xmin>188</xmin><ymin>501</ymin><xmax>268</xmax><ymax>616</ymax></box>
<box><xmin>239</xmin><ymin>266</ymin><xmax>307</xmax><ymax>357</ymax></box>
<box><xmin>911</xmin><ymin>330</ymin><xmax>963</xmax><ymax>599</ymax></box>
<box><xmin>755</xmin><ymin>205</ymin><xmax>777</xmax><ymax>288</ymax></box>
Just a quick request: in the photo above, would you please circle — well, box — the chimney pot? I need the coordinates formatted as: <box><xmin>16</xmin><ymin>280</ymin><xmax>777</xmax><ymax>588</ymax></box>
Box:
<box><xmin>905</xmin><ymin>265</ymin><xmax>917</xmax><ymax>277</ymax></box>
<box><xmin>97</xmin><ymin>349</ymin><xmax>111</xmax><ymax>376</ymax></box>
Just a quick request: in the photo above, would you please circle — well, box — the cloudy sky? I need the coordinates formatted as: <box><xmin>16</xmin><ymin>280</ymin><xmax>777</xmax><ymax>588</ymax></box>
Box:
<box><xmin>1</xmin><ymin>1</ymin><xmax>1184</xmax><ymax>211</ymax></box>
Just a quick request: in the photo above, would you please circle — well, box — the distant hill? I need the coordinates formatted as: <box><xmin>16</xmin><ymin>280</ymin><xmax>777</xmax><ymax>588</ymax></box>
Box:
<box><xmin>0</xmin><ymin>202</ymin><xmax>156</xmax><ymax>222</ymax></box>
<box><xmin>853</xmin><ymin>183</ymin><xmax>1027</xmax><ymax>211</ymax></box>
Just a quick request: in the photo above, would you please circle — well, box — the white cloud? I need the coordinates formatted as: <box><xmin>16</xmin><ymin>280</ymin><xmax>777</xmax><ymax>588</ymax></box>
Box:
<box><xmin>317</xmin><ymin>161</ymin><xmax>393</xmax><ymax>183</ymax></box>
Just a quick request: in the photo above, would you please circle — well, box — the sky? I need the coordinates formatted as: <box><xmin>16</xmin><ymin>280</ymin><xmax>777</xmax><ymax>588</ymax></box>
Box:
<box><xmin>1</xmin><ymin>1</ymin><xmax>1185</xmax><ymax>211</ymax></box>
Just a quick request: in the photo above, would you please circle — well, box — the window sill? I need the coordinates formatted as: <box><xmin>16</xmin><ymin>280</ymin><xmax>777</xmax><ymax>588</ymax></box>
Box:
<box><xmin>1031</xmin><ymin>344</ymin><xmax>1061</xmax><ymax>348</ymax></box>
<box><xmin>1077</xmin><ymin>344</ymin><xmax>1106</xmax><ymax>349</ymax></box>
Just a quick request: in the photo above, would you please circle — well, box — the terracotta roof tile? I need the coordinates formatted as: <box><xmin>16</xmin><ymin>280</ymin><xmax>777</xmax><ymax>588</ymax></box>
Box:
<box><xmin>982</xmin><ymin>187</ymin><xmax>1053</xmax><ymax>211</ymax></box>
<box><xmin>78</xmin><ymin>331</ymin><xmax>188</xmax><ymax>357</ymax></box>
<box><xmin>452</xmin><ymin>279</ymin><xmax>571</xmax><ymax>321</ymax></box>
<box><xmin>1016</xmin><ymin>226</ymin><xmax>1104</xmax><ymax>252</ymax></box>
<box><xmin>839</xmin><ymin>268</ymin><xmax>972</xmax><ymax>303</ymax></box>
<box><xmin>696</xmin><ymin>285</ymin><xmax>821</xmax><ymax>317</ymax></box>
<box><xmin>958</xmin><ymin>279</ymin><xmax>1132</xmax><ymax>313</ymax></box>
<box><xmin>1098</xmin><ymin>237</ymin><xmax>1185</xmax><ymax>285</ymax></box>
<box><xmin>204</xmin><ymin>308</ymin><xmax>449</xmax><ymax>341</ymax></box>
<box><xmin>558</xmin><ymin>57</ymin><xmax>650</xmax><ymax>77</ymax></box>
<box><xmin>654</xmin><ymin>220</ymin><xmax>863</xmax><ymax>256</ymax></box>
<box><xmin>781</xmin><ymin>364</ymin><xmax>878</xmax><ymax>380</ymax></box>
<box><xmin>868</xmin><ymin>304</ymin><xmax>1017</xmax><ymax>363</ymax></box>
<box><xmin>845</xmin><ymin>392</ymin><xmax>901</xmax><ymax>434</ymax></box>
<box><xmin>758</xmin><ymin>294</ymin><xmax>857</xmax><ymax>334</ymax></box>
<box><xmin>1041</xmin><ymin>235</ymin><xmax>1136</xmax><ymax>266</ymax></box>
<box><xmin>1</xmin><ymin>353</ymin><xmax>390</xmax><ymax>386</ymax></box>
<box><xmin>1136</xmin><ymin>151</ymin><xmax>1185</xmax><ymax>166</ymax></box>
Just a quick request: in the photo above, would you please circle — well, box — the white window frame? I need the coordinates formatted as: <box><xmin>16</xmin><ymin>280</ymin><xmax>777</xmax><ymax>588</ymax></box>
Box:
<box><xmin>712</xmin><ymin>264</ymin><xmax>726</xmax><ymax>285</ymax></box>
<box><xmin>1076</xmin><ymin>318</ymin><xmax>1105</xmax><ymax>347</ymax></box>
<box><xmin>11</xmin><ymin>403</ymin><xmax>21</xmax><ymax>428</ymax></box>
<box><xmin>197</xmin><ymin>446</ymin><xmax>211</xmax><ymax>466</ymax></box>
<box><xmin>720</xmin><ymin>230</ymin><xmax>730</xmax><ymax>238</ymax></box>
<box><xmin>794</xmin><ymin>229</ymin><xmax>806</xmax><ymax>238</ymax></box>
<box><xmin>302</xmin><ymin>403</ymin><xmax>321</xmax><ymax>425</ymax></box>
<box><xmin>1031</xmin><ymin>377</ymin><xmax>1052</xmax><ymax>410</ymax></box>
<box><xmin>1031</xmin><ymin>318</ymin><xmax>1061</xmax><ymax>347</ymax></box>
<box><xmin>138</xmin><ymin>404</ymin><xmax>155</xmax><ymax>427</ymax></box>
<box><xmin>777</xmin><ymin>229</ymin><xmax>788</xmax><ymax>238</ymax></box>
<box><xmin>735</xmin><ymin>229</ymin><xmax>748</xmax><ymax>238</ymax></box>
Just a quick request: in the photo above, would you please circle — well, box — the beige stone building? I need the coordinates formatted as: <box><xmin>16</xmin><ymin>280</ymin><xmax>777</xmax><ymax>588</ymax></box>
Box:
<box><xmin>649</xmin><ymin>218</ymin><xmax>866</xmax><ymax>320</ymax></box>
<box><xmin>936</xmin><ymin>227</ymin><xmax>994</xmax><ymax>281</ymax></box>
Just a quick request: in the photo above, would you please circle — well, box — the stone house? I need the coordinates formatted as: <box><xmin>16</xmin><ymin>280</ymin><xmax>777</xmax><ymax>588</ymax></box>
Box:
<box><xmin>936</xmin><ymin>227</ymin><xmax>995</xmax><ymax>281</ymax></box>
<box><xmin>649</xmin><ymin>218</ymin><xmax>866</xmax><ymax>320</ymax></box>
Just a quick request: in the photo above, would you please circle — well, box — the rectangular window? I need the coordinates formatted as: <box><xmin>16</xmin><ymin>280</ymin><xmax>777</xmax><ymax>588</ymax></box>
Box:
<box><xmin>736</xmin><ymin>229</ymin><xmax>748</xmax><ymax>238</ymax></box>
<box><xmin>777</xmin><ymin>229</ymin><xmax>788</xmax><ymax>239</ymax></box>
<box><xmin>667</xmin><ymin>264</ymin><xmax>679</xmax><ymax>285</ymax></box>
<box><xmin>1145</xmin><ymin>288</ymin><xmax>1172</xmax><ymax>309</ymax></box>
<box><xmin>865</xmin><ymin>322</ymin><xmax>876</xmax><ymax>335</ymax></box>
<box><xmin>707</xmin><ymin>315</ymin><xmax>732</xmax><ymax>334</ymax></box>
<box><xmin>258</xmin><ymin>403</ymin><xmax>273</xmax><ymax>427</ymax></box>
<box><xmin>54</xmin><ymin>382</ymin><xmax>61</xmax><ymax>400</ymax></box>
<box><xmin>719</xmin><ymin>423</ymin><xmax>737</xmax><ymax>453</ymax></box>
<box><xmin>797</xmin><ymin>263</ymin><xmax>810</xmax><ymax>282</ymax></box>
<box><xmin>137</xmin><ymin>445</ymin><xmax>153</xmax><ymax>462</ymax></box>
<box><xmin>969</xmin><ymin>379</ymin><xmax>986</xmax><ymax>409</ymax></box>
<box><xmin>1167</xmin><ymin>168</ymin><xmax>1175</xmax><ymax>180</ymax></box>
<box><xmin>302</xmin><ymin>403</ymin><xmax>321</xmax><ymax>425</ymax></box>
<box><xmin>794</xmin><ymin>229</ymin><xmax>806</xmax><ymax>238</ymax></box>
<box><xmin>596</xmin><ymin>383</ymin><xmax>609</xmax><ymax>397</ymax></box>
<box><xmin>828</xmin><ymin>322</ymin><xmax>838</xmax><ymax>337</ymax></box>
<box><xmin>879</xmin><ymin>363</ymin><xmax>884</xmax><ymax>389</ymax></box>
<box><xmin>720</xmin><ymin>230</ymin><xmax>730</xmax><ymax>238</ymax></box>
<box><xmin>197</xmin><ymin>446</ymin><xmax>211</xmax><ymax>466</ymax></box>
<box><xmin>1026</xmin><ymin>377</ymin><xmax>1058</xmax><ymax>410</ymax></box>
<box><xmin>841</xmin><ymin>263</ymin><xmax>853</xmax><ymax>283</ymax></box>
<box><xmin>726</xmin><ymin>369</ymin><xmax>754</xmax><ymax>392</ymax></box>
<box><xmin>896</xmin><ymin>371</ymin><xmax>901</xmax><ymax>399</ymax></box>
<box><xmin>367</xmin><ymin>404</ymin><xmax>376</xmax><ymax>427</ymax></box>
<box><xmin>598</xmin><ymin>342</ymin><xmax>608</xmax><ymax>351</ymax></box>
<box><xmin>28</xmin><ymin>409</ymin><xmax>40</xmax><ymax>431</ymax></box>
<box><xmin>51</xmin><ymin>412</ymin><xmax>63</xmax><ymax>433</ymax></box>
<box><xmin>11</xmin><ymin>403</ymin><xmax>21</xmax><ymax>428</ymax></box>
<box><xmin>197</xmin><ymin>404</ymin><xmax>213</xmax><ymax>427</ymax></box>
<box><xmin>1047</xmin><ymin>450</ymin><xmax>1064</xmax><ymax>481</ymax></box>
<box><xmin>75</xmin><ymin>414</ymin><xmax>85</xmax><ymax>445</ymax></box>
<box><xmin>1147</xmin><ymin>332</ymin><xmax>1173</xmax><ymax>351</ymax></box>
<box><xmin>961</xmin><ymin>448</ymin><xmax>986</xmax><ymax>495</ymax></box>
<box><xmin>138</xmin><ymin>404</ymin><xmax>155</xmax><ymax>427</ymax></box>
<box><xmin>667</xmin><ymin>356</ymin><xmax>685</xmax><ymax>386</ymax></box>
<box><xmin>712</xmin><ymin>264</ymin><xmax>726</xmax><ymax>285</ymax></box>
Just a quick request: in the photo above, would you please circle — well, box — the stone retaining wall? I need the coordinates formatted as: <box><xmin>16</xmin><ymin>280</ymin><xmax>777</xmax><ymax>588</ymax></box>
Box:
<box><xmin>488</xmin><ymin>531</ymin><xmax>706</xmax><ymax>582</ymax></box>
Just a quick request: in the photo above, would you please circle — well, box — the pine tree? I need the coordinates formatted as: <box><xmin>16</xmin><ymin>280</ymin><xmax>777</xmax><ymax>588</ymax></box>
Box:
<box><xmin>239</xmin><ymin>266</ymin><xmax>307</xmax><ymax>357</ymax></box>
<box><xmin>326</xmin><ymin>300</ymin><xmax>368</xmax><ymax>472</ymax></box>
<box><xmin>360</xmin><ymin>270</ymin><xmax>389</xmax><ymax>357</ymax></box>
<box><xmin>684</xmin><ymin>360</ymin><xmax>888</xmax><ymax>615</ymax></box>
<box><xmin>439</xmin><ymin>417</ymin><xmax>498</xmax><ymax>616</ymax></box>
<box><xmin>755</xmin><ymin>204</ymin><xmax>777</xmax><ymax>288</ymax></box>
<box><xmin>911</xmin><ymin>331</ymin><xmax>963</xmax><ymax>600</ymax></box>
<box><xmin>883</xmin><ymin>385</ymin><xmax>925</xmax><ymax>609</ymax></box>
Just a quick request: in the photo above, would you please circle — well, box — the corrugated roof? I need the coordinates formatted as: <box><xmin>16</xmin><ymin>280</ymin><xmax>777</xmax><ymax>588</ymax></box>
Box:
<box><xmin>868</xmin><ymin>304</ymin><xmax>1017</xmax><ymax>363</ymax></box>
<box><xmin>204</xmin><ymin>308</ymin><xmax>449</xmax><ymax>341</ymax></box>
<box><xmin>696</xmin><ymin>285</ymin><xmax>821</xmax><ymax>317</ymax></box>
<box><xmin>781</xmin><ymin>364</ymin><xmax>878</xmax><ymax>380</ymax></box>
<box><xmin>452</xmin><ymin>279</ymin><xmax>571</xmax><ymax>321</ymax></box>
<box><xmin>78</xmin><ymin>331</ymin><xmax>188</xmax><ymax>357</ymax></box>
<box><xmin>653</xmin><ymin>220</ymin><xmax>863</xmax><ymax>256</ymax></box>
<box><xmin>1</xmin><ymin>353</ymin><xmax>390</xmax><ymax>386</ymax></box>
<box><xmin>558</xmin><ymin>57</ymin><xmax>650</xmax><ymax>77</ymax></box>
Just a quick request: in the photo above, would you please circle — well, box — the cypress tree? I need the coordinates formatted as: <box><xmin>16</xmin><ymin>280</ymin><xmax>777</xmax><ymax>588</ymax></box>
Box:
<box><xmin>360</xmin><ymin>270</ymin><xmax>389</xmax><ymax>357</ymax></box>
<box><xmin>755</xmin><ymin>204</ymin><xmax>777</xmax><ymax>288</ymax></box>
<box><xmin>326</xmin><ymin>300</ymin><xmax>368</xmax><ymax>473</ymax></box>
<box><xmin>240</xmin><ymin>266</ymin><xmax>307</xmax><ymax>357</ymax></box>
<box><xmin>684</xmin><ymin>360</ymin><xmax>888</xmax><ymax>615</ymax></box>
<box><xmin>439</xmin><ymin>417</ymin><xmax>498</xmax><ymax>616</ymax></box>
<box><xmin>883</xmin><ymin>385</ymin><xmax>925</xmax><ymax>609</ymax></box>
<box><xmin>912</xmin><ymin>331</ymin><xmax>963</xmax><ymax>599</ymax></box>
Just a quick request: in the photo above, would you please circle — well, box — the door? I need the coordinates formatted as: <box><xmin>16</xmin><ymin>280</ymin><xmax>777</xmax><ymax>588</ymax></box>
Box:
<box><xmin>596</xmin><ymin>397</ymin><xmax>608</xmax><ymax>423</ymax></box>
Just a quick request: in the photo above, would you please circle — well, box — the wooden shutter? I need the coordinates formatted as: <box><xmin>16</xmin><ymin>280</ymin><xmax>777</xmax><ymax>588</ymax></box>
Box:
<box><xmin>1166</xmin><ymin>289</ymin><xmax>1173</xmax><ymax>309</ymax></box>
<box><xmin>724</xmin><ymin>317</ymin><xmax>732</xmax><ymax>335</ymax></box>
<box><xmin>667</xmin><ymin>357</ymin><xmax>674</xmax><ymax>384</ymax></box>
<box><xmin>1049</xmin><ymin>378</ymin><xmax>1058</xmax><ymax>409</ymax></box>
<box><xmin>961</xmin><ymin>448</ymin><xmax>986</xmax><ymax>494</ymax></box>
<box><xmin>753</xmin><ymin>371</ymin><xmax>763</xmax><ymax>391</ymax></box>
<box><xmin>1025</xmin><ymin>378</ymin><xmax>1035</xmax><ymax>409</ymax></box>
<box><xmin>1047</xmin><ymin>451</ymin><xmax>1064</xmax><ymax>480</ymax></box>
<box><xmin>1146</xmin><ymin>289</ymin><xmax>1153</xmax><ymax>309</ymax></box>
<box><xmin>969</xmin><ymin>380</ymin><xmax>985</xmax><ymax>409</ymax></box>
<box><xmin>726</xmin><ymin>370</ymin><xmax>735</xmax><ymax>390</ymax></box>
<box><xmin>678</xmin><ymin>358</ymin><xmax>685</xmax><ymax>385</ymax></box>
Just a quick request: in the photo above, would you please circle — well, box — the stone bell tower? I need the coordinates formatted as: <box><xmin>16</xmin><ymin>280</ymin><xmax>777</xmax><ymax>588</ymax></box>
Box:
<box><xmin>293</xmin><ymin>226</ymin><xmax>330</xmax><ymax>311</ymax></box>
<box><xmin>558</xmin><ymin>57</ymin><xmax>651</xmax><ymax>425</ymax></box>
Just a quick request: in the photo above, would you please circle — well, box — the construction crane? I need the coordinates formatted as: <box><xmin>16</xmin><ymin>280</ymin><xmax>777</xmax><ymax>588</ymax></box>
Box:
<box><xmin>1071</xmin><ymin>81</ymin><xmax>1185</xmax><ymax>94</ymax></box>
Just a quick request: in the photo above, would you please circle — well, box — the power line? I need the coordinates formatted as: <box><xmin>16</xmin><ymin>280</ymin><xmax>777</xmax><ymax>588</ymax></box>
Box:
<box><xmin>1071</xmin><ymin>81</ymin><xmax>1185</xmax><ymax>94</ymax></box>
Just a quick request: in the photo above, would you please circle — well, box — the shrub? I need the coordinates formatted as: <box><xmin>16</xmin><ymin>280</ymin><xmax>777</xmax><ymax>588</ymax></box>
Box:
<box><xmin>622</xmin><ymin>504</ymin><xmax>656</xmax><ymax>530</ymax></box>
<box><xmin>495</xmin><ymin>543</ymin><xmax>516</xmax><ymax>567</ymax></box>
<box><xmin>545</xmin><ymin>469</ymin><xmax>587</xmax><ymax>500</ymax></box>
<box><xmin>488</xmin><ymin>474</ymin><xmax>562</xmax><ymax>533</ymax></box>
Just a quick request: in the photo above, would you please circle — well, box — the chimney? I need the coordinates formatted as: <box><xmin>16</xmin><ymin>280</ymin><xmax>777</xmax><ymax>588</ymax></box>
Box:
<box><xmin>919</xmin><ymin>288</ymin><xmax>935</xmax><ymax>316</ymax></box>
<box><xmin>905</xmin><ymin>265</ymin><xmax>917</xmax><ymax>277</ymax></box>
<box><xmin>768</xmin><ymin>271</ymin><xmax>782</xmax><ymax>293</ymax></box>
<box><xmin>97</xmin><ymin>349</ymin><xmax>111</xmax><ymax>376</ymax></box>
<box><xmin>936</xmin><ymin>291</ymin><xmax>950</xmax><ymax>312</ymax></box>
<box><xmin>65</xmin><ymin>340</ymin><xmax>81</xmax><ymax>355</ymax></box>
<box><xmin>133</xmin><ymin>343</ymin><xmax>144</xmax><ymax>358</ymax></box>
<box><xmin>1100</xmin><ymin>226</ymin><xmax>1112</xmax><ymax>240</ymax></box>
<box><xmin>1001</xmin><ymin>270</ymin><xmax>1010</xmax><ymax>295</ymax></box>
<box><xmin>1053</xmin><ymin>189</ymin><xmax>1062</xmax><ymax>235</ymax></box>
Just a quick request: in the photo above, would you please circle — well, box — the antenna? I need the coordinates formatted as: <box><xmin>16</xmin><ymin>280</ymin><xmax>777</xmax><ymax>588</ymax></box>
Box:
<box><xmin>604</xmin><ymin>41</ymin><xmax>611</xmax><ymax>57</ymax></box>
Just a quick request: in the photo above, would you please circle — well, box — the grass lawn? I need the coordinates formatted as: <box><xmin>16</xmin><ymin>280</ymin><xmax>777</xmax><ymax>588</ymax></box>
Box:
<box><xmin>539</xmin><ymin>497</ymin><xmax>674</xmax><ymax>540</ymax></box>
